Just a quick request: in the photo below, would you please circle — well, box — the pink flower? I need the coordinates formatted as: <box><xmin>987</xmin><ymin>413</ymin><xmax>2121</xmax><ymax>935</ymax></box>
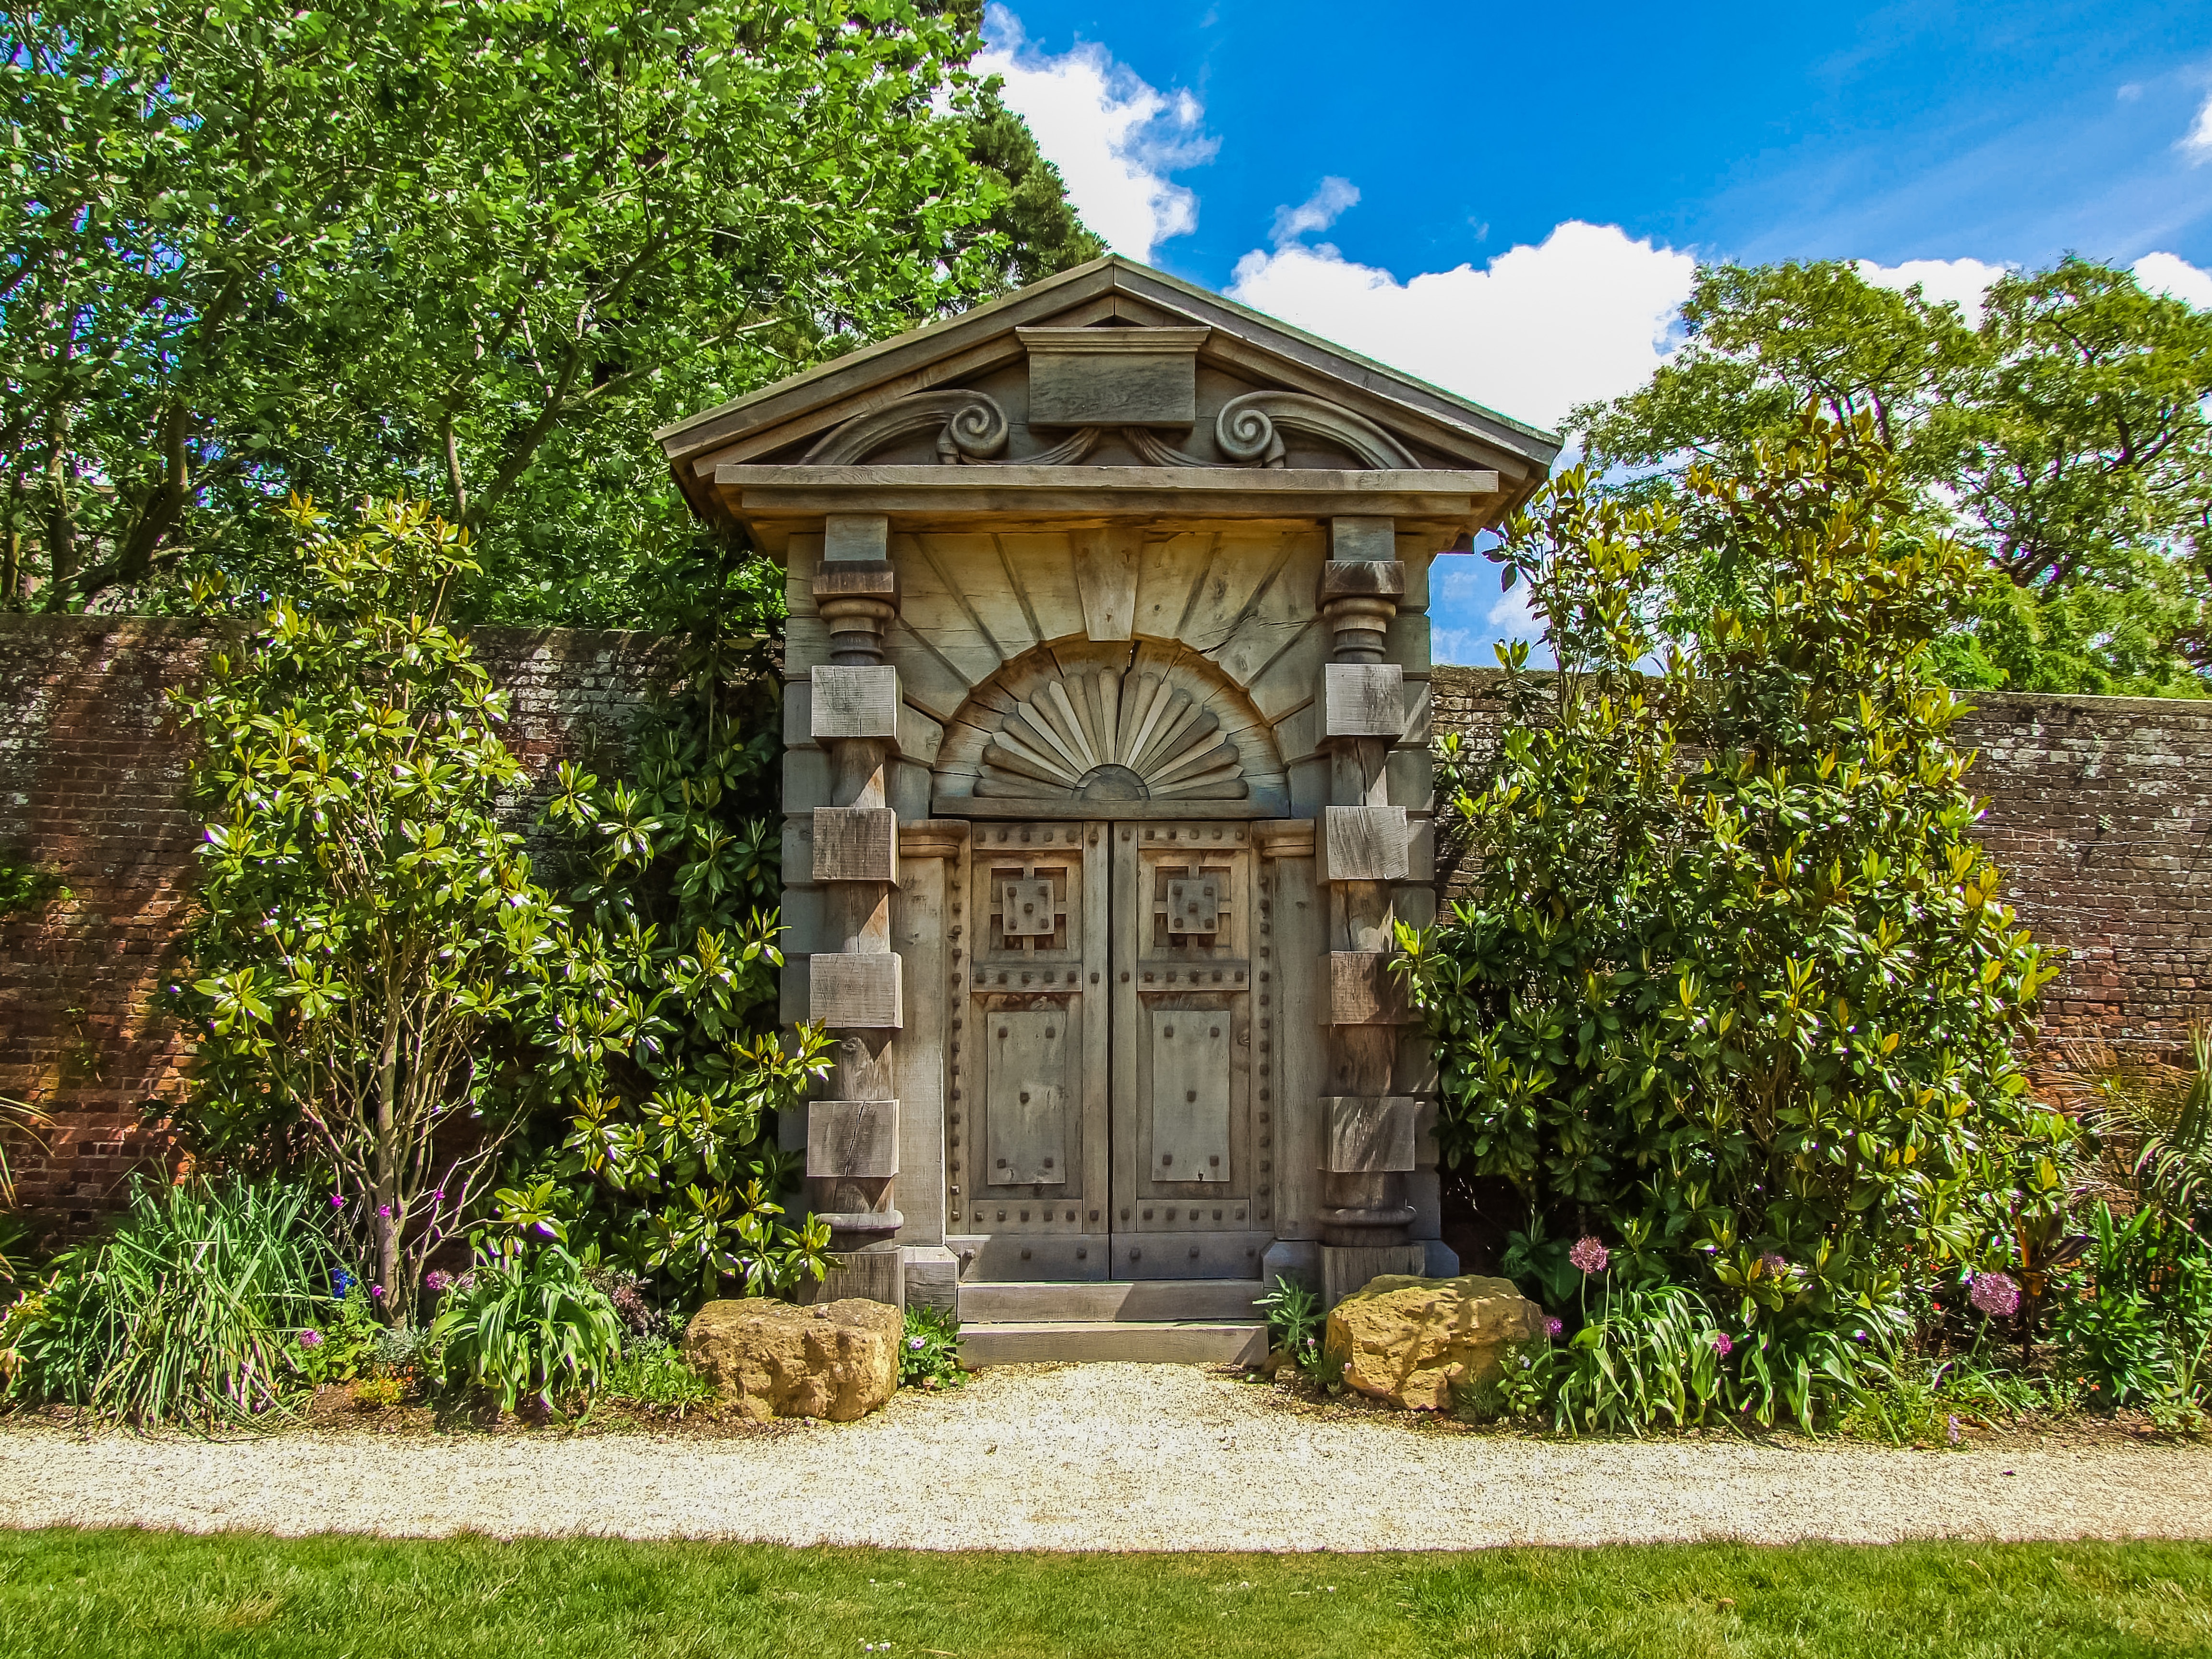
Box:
<box><xmin>377</xmin><ymin>1204</ymin><xmax>391</xmax><ymax>1219</ymax></box>
<box><xmin>298</xmin><ymin>1329</ymin><xmax>324</xmax><ymax>1348</ymax></box>
<box><xmin>1544</xmin><ymin>1316</ymin><xmax>1564</xmax><ymax>1339</ymax></box>
<box><xmin>1711</xmin><ymin>1331</ymin><xmax>1733</xmax><ymax>1356</ymax></box>
<box><xmin>1969</xmin><ymin>1271</ymin><xmax>2021</xmax><ymax>1319</ymax></box>
<box><xmin>423</xmin><ymin>1270</ymin><xmax>454</xmax><ymax>1293</ymax></box>
<box><xmin>1567</xmin><ymin>1236</ymin><xmax>1609</xmax><ymax>1275</ymax></box>
<box><xmin>369</xmin><ymin>1283</ymin><xmax>387</xmax><ymax>1301</ymax></box>
<box><xmin>330</xmin><ymin>1194</ymin><xmax>345</xmax><ymax>1210</ymax></box>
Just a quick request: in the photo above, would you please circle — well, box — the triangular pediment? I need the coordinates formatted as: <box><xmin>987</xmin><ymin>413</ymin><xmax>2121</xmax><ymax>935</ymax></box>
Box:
<box><xmin>657</xmin><ymin>255</ymin><xmax>1560</xmax><ymax>530</ymax></box>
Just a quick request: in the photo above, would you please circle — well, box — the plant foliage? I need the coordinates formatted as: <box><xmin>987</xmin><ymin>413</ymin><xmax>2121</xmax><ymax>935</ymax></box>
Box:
<box><xmin>428</xmin><ymin>1243</ymin><xmax>625</xmax><ymax>1415</ymax></box>
<box><xmin>4</xmin><ymin>1177</ymin><xmax>332</xmax><ymax>1424</ymax></box>
<box><xmin>1406</xmin><ymin>412</ymin><xmax>2071</xmax><ymax>1338</ymax></box>
<box><xmin>171</xmin><ymin>497</ymin><xmax>563</xmax><ymax>1314</ymax></box>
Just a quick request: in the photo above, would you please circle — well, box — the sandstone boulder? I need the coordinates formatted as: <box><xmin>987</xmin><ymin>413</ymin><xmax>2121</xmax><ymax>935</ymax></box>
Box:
<box><xmin>681</xmin><ymin>1297</ymin><xmax>902</xmax><ymax>1421</ymax></box>
<box><xmin>1322</xmin><ymin>1274</ymin><xmax>1544</xmax><ymax>1411</ymax></box>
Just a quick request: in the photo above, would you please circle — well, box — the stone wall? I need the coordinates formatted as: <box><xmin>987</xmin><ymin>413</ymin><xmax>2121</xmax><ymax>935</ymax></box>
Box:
<box><xmin>1430</xmin><ymin>665</ymin><xmax>2212</xmax><ymax>1050</ymax></box>
<box><xmin>0</xmin><ymin>616</ymin><xmax>668</xmax><ymax>1237</ymax></box>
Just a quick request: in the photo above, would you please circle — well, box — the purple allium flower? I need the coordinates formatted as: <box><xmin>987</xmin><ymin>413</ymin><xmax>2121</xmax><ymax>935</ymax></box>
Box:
<box><xmin>369</xmin><ymin>1283</ymin><xmax>386</xmax><ymax>1301</ymax></box>
<box><xmin>1544</xmin><ymin>1316</ymin><xmax>1564</xmax><ymax>1339</ymax></box>
<box><xmin>1711</xmin><ymin>1331</ymin><xmax>1734</xmax><ymax>1356</ymax></box>
<box><xmin>1970</xmin><ymin>1271</ymin><xmax>2021</xmax><ymax>1319</ymax></box>
<box><xmin>1567</xmin><ymin>1236</ymin><xmax>1609</xmax><ymax>1275</ymax></box>
<box><xmin>423</xmin><ymin>1270</ymin><xmax>453</xmax><ymax>1293</ymax></box>
<box><xmin>298</xmin><ymin>1328</ymin><xmax>324</xmax><ymax>1348</ymax></box>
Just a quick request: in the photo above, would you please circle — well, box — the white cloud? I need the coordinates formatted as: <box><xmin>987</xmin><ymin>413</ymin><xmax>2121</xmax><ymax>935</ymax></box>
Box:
<box><xmin>1226</xmin><ymin>220</ymin><xmax>1696</xmax><ymax>431</ymax></box>
<box><xmin>2183</xmin><ymin>92</ymin><xmax>2212</xmax><ymax>165</ymax></box>
<box><xmin>974</xmin><ymin>7</ymin><xmax>1215</xmax><ymax>263</ymax></box>
<box><xmin>1270</xmin><ymin>178</ymin><xmax>1360</xmax><ymax>247</ymax></box>
<box><xmin>2134</xmin><ymin>250</ymin><xmax>2212</xmax><ymax>311</ymax></box>
<box><xmin>1855</xmin><ymin>257</ymin><xmax>2010</xmax><ymax>324</ymax></box>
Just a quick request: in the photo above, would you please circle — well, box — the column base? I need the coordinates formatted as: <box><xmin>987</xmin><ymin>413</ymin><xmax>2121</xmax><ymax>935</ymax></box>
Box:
<box><xmin>811</xmin><ymin>1242</ymin><xmax>905</xmax><ymax>1309</ymax></box>
<box><xmin>1320</xmin><ymin>1242</ymin><xmax>1426</xmax><ymax>1310</ymax></box>
<box><xmin>902</xmin><ymin>1244</ymin><xmax>960</xmax><ymax>1315</ymax></box>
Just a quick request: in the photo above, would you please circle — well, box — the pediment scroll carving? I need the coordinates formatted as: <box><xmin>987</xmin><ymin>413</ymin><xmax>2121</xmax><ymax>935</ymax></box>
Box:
<box><xmin>801</xmin><ymin>386</ymin><xmax>1419</xmax><ymax>471</ymax></box>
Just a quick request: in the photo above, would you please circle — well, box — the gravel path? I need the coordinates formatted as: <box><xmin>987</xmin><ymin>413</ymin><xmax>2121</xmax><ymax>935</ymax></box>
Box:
<box><xmin>5</xmin><ymin>1365</ymin><xmax>2210</xmax><ymax>1551</ymax></box>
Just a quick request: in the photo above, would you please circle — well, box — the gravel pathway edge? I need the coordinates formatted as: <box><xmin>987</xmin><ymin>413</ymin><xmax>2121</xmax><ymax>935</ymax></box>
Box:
<box><xmin>5</xmin><ymin>1365</ymin><xmax>2210</xmax><ymax>1551</ymax></box>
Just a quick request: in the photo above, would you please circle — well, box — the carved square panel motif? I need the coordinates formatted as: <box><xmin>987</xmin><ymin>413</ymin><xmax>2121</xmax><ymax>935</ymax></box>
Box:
<box><xmin>1000</xmin><ymin>878</ymin><xmax>1058</xmax><ymax>937</ymax></box>
<box><xmin>1165</xmin><ymin>878</ymin><xmax>1220</xmax><ymax>936</ymax></box>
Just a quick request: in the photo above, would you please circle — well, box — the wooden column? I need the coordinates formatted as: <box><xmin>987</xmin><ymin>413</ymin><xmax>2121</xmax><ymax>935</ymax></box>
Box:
<box><xmin>893</xmin><ymin>817</ymin><xmax>968</xmax><ymax>1312</ymax></box>
<box><xmin>805</xmin><ymin>513</ymin><xmax>906</xmax><ymax>1307</ymax></box>
<box><xmin>1314</xmin><ymin>517</ymin><xmax>1423</xmax><ymax>1306</ymax></box>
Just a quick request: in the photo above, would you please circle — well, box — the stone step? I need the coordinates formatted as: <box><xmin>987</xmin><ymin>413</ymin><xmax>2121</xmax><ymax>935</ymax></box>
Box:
<box><xmin>959</xmin><ymin>1278</ymin><xmax>1266</xmax><ymax>1325</ymax></box>
<box><xmin>957</xmin><ymin>1320</ymin><xmax>1269</xmax><ymax>1368</ymax></box>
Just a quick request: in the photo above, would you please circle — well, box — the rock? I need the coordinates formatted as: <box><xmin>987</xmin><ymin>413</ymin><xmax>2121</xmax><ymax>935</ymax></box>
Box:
<box><xmin>681</xmin><ymin>1297</ymin><xmax>902</xmax><ymax>1421</ymax></box>
<box><xmin>1322</xmin><ymin>1274</ymin><xmax>1544</xmax><ymax>1411</ymax></box>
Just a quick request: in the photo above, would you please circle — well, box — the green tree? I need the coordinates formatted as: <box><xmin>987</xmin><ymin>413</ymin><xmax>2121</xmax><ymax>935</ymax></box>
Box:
<box><xmin>172</xmin><ymin>498</ymin><xmax>565</xmax><ymax>1314</ymax></box>
<box><xmin>1</xmin><ymin>0</ymin><xmax>1098</xmax><ymax>623</ymax></box>
<box><xmin>1573</xmin><ymin>259</ymin><xmax>2212</xmax><ymax>695</ymax></box>
<box><xmin>1407</xmin><ymin>413</ymin><xmax>2071</xmax><ymax>1329</ymax></box>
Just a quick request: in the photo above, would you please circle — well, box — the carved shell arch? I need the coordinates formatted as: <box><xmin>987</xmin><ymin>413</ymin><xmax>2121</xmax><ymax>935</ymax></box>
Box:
<box><xmin>934</xmin><ymin>642</ymin><xmax>1289</xmax><ymax>818</ymax></box>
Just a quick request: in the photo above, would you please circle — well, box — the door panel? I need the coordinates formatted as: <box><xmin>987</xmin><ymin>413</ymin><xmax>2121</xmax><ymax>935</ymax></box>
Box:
<box><xmin>1110</xmin><ymin>822</ymin><xmax>1269</xmax><ymax>1279</ymax></box>
<box><xmin>955</xmin><ymin>821</ymin><xmax>1110</xmax><ymax>1280</ymax></box>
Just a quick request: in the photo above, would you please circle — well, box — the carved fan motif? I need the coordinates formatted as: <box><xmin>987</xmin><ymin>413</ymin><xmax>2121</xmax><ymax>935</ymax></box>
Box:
<box><xmin>976</xmin><ymin>668</ymin><xmax>1249</xmax><ymax>803</ymax></box>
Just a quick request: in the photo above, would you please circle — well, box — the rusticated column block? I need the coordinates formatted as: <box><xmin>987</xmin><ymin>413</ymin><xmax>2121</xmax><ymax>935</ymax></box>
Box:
<box><xmin>811</xmin><ymin>664</ymin><xmax>902</xmax><ymax>741</ymax></box>
<box><xmin>1320</xmin><ymin>805</ymin><xmax>1409</xmax><ymax>883</ymax></box>
<box><xmin>808</xmin><ymin>952</ymin><xmax>904</xmax><ymax>1030</ymax></box>
<box><xmin>1322</xmin><ymin>662</ymin><xmax>1406</xmax><ymax>737</ymax></box>
<box><xmin>812</xmin><ymin>805</ymin><xmax>899</xmax><ymax>884</ymax></box>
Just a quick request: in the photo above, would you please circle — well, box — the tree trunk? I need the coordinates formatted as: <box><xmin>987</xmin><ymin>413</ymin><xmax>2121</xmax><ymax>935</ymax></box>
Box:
<box><xmin>375</xmin><ymin>1013</ymin><xmax>400</xmax><ymax>1312</ymax></box>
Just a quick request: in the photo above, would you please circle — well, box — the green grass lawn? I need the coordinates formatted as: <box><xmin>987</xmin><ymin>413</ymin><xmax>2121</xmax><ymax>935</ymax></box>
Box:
<box><xmin>1</xmin><ymin>1530</ymin><xmax>2207</xmax><ymax>1657</ymax></box>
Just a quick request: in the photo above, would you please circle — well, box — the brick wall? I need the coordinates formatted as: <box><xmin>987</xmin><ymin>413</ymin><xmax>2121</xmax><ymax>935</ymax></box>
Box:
<box><xmin>0</xmin><ymin>616</ymin><xmax>669</xmax><ymax>1237</ymax></box>
<box><xmin>1431</xmin><ymin>665</ymin><xmax>2212</xmax><ymax>1049</ymax></box>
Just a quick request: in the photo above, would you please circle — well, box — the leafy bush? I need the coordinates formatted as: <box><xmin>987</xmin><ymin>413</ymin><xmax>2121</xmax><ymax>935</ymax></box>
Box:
<box><xmin>171</xmin><ymin>498</ymin><xmax>565</xmax><ymax>1317</ymax></box>
<box><xmin>601</xmin><ymin>1336</ymin><xmax>714</xmax><ymax>1414</ymax></box>
<box><xmin>428</xmin><ymin>1244</ymin><xmax>624</xmax><ymax>1415</ymax></box>
<box><xmin>1407</xmin><ymin>413</ymin><xmax>2069</xmax><ymax>1338</ymax></box>
<box><xmin>2056</xmin><ymin>1202</ymin><xmax>2212</xmax><ymax>1412</ymax></box>
<box><xmin>5</xmin><ymin>1178</ymin><xmax>332</xmax><ymax>1424</ymax></box>
<box><xmin>900</xmin><ymin>1304</ymin><xmax>966</xmax><ymax>1390</ymax></box>
<box><xmin>1451</xmin><ymin>1340</ymin><xmax>1552</xmax><ymax>1425</ymax></box>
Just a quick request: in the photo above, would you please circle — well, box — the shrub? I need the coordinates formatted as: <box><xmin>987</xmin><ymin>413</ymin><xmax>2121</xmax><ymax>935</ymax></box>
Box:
<box><xmin>1407</xmin><ymin>412</ymin><xmax>2069</xmax><ymax>1335</ymax></box>
<box><xmin>171</xmin><ymin>498</ymin><xmax>565</xmax><ymax>1318</ymax></box>
<box><xmin>5</xmin><ymin>1178</ymin><xmax>333</xmax><ymax>1425</ymax></box>
<box><xmin>2056</xmin><ymin>1202</ymin><xmax>2212</xmax><ymax>1412</ymax></box>
<box><xmin>428</xmin><ymin>1244</ymin><xmax>624</xmax><ymax>1415</ymax></box>
<box><xmin>899</xmin><ymin>1303</ymin><xmax>966</xmax><ymax>1390</ymax></box>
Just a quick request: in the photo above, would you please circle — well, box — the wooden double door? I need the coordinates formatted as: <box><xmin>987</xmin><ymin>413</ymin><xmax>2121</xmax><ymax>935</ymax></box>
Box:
<box><xmin>956</xmin><ymin>819</ymin><xmax>1271</xmax><ymax>1280</ymax></box>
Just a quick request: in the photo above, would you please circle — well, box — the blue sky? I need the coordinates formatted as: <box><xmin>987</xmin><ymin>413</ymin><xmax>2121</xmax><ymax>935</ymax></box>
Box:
<box><xmin>976</xmin><ymin>2</ymin><xmax>2212</xmax><ymax>662</ymax></box>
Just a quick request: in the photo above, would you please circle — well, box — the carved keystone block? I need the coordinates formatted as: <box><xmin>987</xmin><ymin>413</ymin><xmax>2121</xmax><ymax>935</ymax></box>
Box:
<box><xmin>1321</xmin><ymin>805</ymin><xmax>1409</xmax><ymax>883</ymax></box>
<box><xmin>811</xmin><ymin>664</ymin><xmax>902</xmax><ymax>742</ymax></box>
<box><xmin>1322</xmin><ymin>662</ymin><xmax>1406</xmax><ymax>737</ymax></box>
<box><xmin>808</xmin><ymin>952</ymin><xmax>904</xmax><ymax>1030</ymax></box>
<box><xmin>806</xmin><ymin>1099</ymin><xmax>902</xmax><ymax>1178</ymax></box>
<box><xmin>1327</xmin><ymin>951</ymin><xmax>1409</xmax><ymax>1027</ymax></box>
<box><xmin>812</xmin><ymin>806</ymin><xmax>899</xmax><ymax>884</ymax></box>
<box><xmin>1018</xmin><ymin>325</ymin><xmax>1209</xmax><ymax>428</ymax></box>
<box><xmin>1323</xmin><ymin>1095</ymin><xmax>1418</xmax><ymax>1174</ymax></box>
